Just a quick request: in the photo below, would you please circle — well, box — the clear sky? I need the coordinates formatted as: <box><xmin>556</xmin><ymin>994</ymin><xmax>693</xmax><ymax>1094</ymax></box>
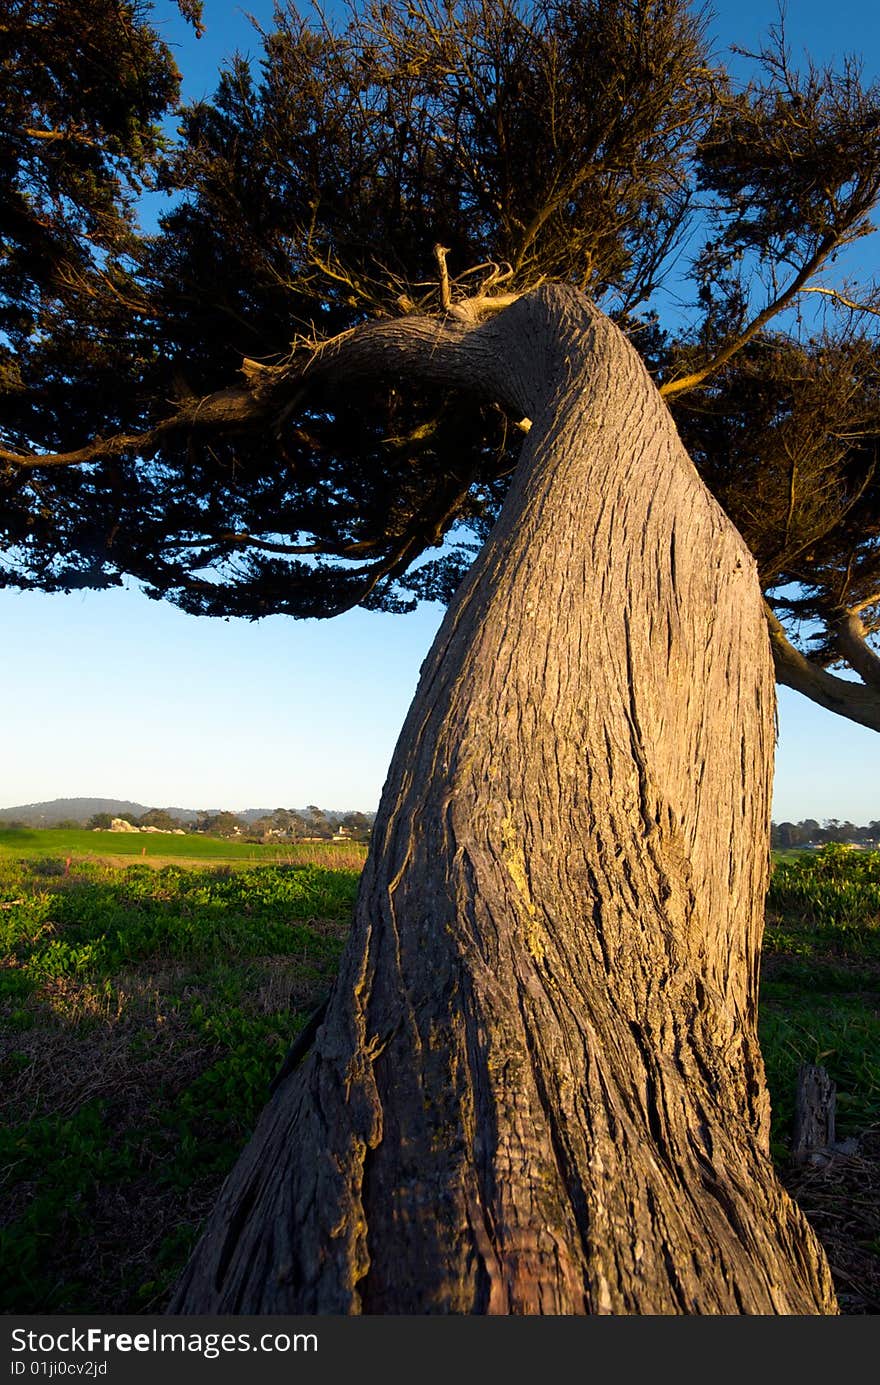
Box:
<box><xmin>2</xmin><ymin>0</ymin><xmax>879</xmax><ymax>822</ymax></box>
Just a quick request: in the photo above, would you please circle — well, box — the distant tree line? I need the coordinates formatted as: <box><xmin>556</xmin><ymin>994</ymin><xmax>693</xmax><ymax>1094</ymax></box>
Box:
<box><xmin>87</xmin><ymin>809</ymin><xmax>187</xmax><ymax>832</ymax></box>
<box><xmin>86</xmin><ymin>806</ymin><xmax>374</xmax><ymax>842</ymax></box>
<box><xmin>243</xmin><ymin>807</ymin><xmax>374</xmax><ymax>843</ymax></box>
<box><xmin>26</xmin><ymin>809</ymin><xmax>875</xmax><ymax>850</ymax></box>
<box><xmin>771</xmin><ymin>819</ymin><xmax>880</xmax><ymax>848</ymax></box>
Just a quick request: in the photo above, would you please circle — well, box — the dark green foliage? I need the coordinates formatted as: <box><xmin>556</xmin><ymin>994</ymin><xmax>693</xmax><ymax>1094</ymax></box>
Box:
<box><xmin>696</xmin><ymin>42</ymin><xmax>880</xmax><ymax>276</ymax></box>
<box><xmin>193</xmin><ymin>810</ymin><xmax>246</xmax><ymax>838</ymax></box>
<box><xmin>767</xmin><ymin>843</ymin><xmax>880</xmax><ymax>938</ymax></box>
<box><xmin>0</xmin><ymin>1</ymin><xmax>878</xmax><ymax>686</ymax></box>
<box><xmin>772</xmin><ymin>819</ymin><xmax>880</xmax><ymax>848</ymax></box>
<box><xmin>670</xmin><ymin>333</ymin><xmax>880</xmax><ymax>659</ymax></box>
<box><xmin>0</xmin><ymin>1</ymin><xmax>180</xmax><ymax>322</ymax></box>
<box><xmin>136</xmin><ymin>808</ymin><xmax>183</xmax><ymax>831</ymax></box>
<box><xmin>0</xmin><ymin>1</ymin><xmax>201</xmax><ymax>442</ymax></box>
<box><xmin>0</xmin><ymin>1</ymin><xmax>730</xmax><ymax>609</ymax></box>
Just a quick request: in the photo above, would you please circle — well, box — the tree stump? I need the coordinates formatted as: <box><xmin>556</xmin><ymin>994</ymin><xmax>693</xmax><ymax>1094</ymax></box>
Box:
<box><xmin>792</xmin><ymin>1064</ymin><xmax>837</xmax><ymax>1165</ymax></box>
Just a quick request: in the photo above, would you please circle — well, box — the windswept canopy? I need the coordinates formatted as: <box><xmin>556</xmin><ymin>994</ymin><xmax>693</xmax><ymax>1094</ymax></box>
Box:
<box><xmin>1</xmin><ymin>0</ymin><xmax>879</xmax><ymax>723</ymax></box>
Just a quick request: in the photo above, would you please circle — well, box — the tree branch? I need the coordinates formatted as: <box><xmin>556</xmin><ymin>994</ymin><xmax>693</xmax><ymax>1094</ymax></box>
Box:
<box><xmin>433</xmin><ymin>243</ymin><xmax>452</xmax><ymax>312</ymax></box>
<box><xmin>835</xmin><ymin>611</ymin><xmax>880</xmax><ymax>691</ymax></box>
<box><xmin>0</xmin><ymin>299</ymin><xmax>535</xmax><ymax>471</ymax></box>
<box><xmin>660</xmin><ymin>235</ymin><xmax>837</xmax><ymax>400</ymax></box>
<box><xmin>799</xmin><ymin>285</ymin><xmax>880</xmax><ymax>317</ymax></box>
<box><xmin>158</xmin><ymin>533</ymin><xmax>335</xmax><ymax>556</ymax></box>
<box><xmin>764</xmin><ymin>603</ymin><xmax>880</xmax><ymax>732</ymax></box>
<box><xmin>23</xmin><ymin>126</ymin><xmax>100</xmax><ymax>148</ymax></box>
<box><xmin>0</xmin><ymin>387</ymin><xmax>273</xmax><ymax>468</ymax></box>
<box><xmin>849</xmin><ymin>592</ymin><xmax>880</xmax><ymax>617</ymax></box>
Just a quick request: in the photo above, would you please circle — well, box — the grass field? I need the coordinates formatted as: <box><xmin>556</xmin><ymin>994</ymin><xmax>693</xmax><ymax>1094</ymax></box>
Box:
<box><xmin>761</xmin><ymin>845</ymin><xmax>880</xmax><ymax>1147</ymax></box>
<box><xmin>1</xmin><ymin>834</ymin><xmax>878</xmax><ymax>1313</ymax></box>
<box><xmin>0</xmin><ymin>826</ymin><xmax>368</xmax><ymax>870</ymax></box>
<box><xmin>0</xmin><ymin>842</ymin><xmax>360</xmax><ymax>1313</ymax></box>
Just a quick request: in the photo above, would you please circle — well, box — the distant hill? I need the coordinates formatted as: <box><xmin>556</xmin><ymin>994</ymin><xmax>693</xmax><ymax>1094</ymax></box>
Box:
<box><xmin>0</xmin><ymin>798</ymin><xmax>201</xmax><ymax>826</ymax></box>
<box><xmin>0</xmin><ymin>798</ymin><xmax>375</xmax><ymax>826</ymax></box>
<box><xmin>237</xmin><ymin>808</ymin><xmax>375</xmax><ymax>823</ymax></box>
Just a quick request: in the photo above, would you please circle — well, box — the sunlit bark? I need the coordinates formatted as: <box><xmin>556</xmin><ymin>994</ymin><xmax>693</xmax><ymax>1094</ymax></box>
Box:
<box><xmin>170</xmin><ymin>288</ymin><xmax>836</xmax><ymax>1315</ymax></box>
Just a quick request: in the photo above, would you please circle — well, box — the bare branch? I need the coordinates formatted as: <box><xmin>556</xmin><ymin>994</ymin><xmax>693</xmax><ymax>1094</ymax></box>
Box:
<box><xmin>835</xmin><ymin>611</ymin><xmax>880</xmax><ymax>691</ymax></box>
<box><xmin>764</xmin><ymin>603</ymin><xmax>880</xmax><ymax>732</ymax></box>
<box><xmin>660</xmin><ymin>235</ymin><xmax>838</xmax><ymax>399</ymax></box>
<box><xmin>23</xmin><ymin>125</ymin><xmax>99</xmax><ymax>148</ymax></box>
<box><xmin>799</xmin><ymin>285</ymin><xmax>880</xmax><ymax>317</ymax></box>
<box><xmin>433</xmin><ymin>243</ymin><xmax>452</xmax><ymax>312</ymax></box>
<box><xmin>849</xmin><ymin>592</ymin><xmax>880</xmax><ymax>617</ymax></box>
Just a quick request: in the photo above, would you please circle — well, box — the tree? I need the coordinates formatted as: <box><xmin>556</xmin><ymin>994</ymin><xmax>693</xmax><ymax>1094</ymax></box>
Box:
<box><xmin>304</xmin><ymin>805</ymin><xmax>333</xmax><ymax>839</ymax></box>
<box><xmin>0</xmin><ymin>0</ymin><xmax>202</xmax><ymax>446</ymax></box>
<box><xmin>87</xmin><ymin>812</ymin><xmax>113</xmax><ymax>830</ymax></box>
<box><xmin>4</xmin><ymin>0</ymin><xmax>880</xmax><ymax>1313</ymax></box>
<box><xmin>771</xmin><ymin>822</ymin><xmax>792</xmax><ymax>849</ymax></box>
<box><xmin>196</xmin><ymin>810</ymin><xmax>244</xmax><ymax>837</ymax></box>
<box><xmin>251</xmin><ymin>814</ymin><xmax>277</xmax><ymax>839</ymax></box>
<box><xmin>137</xmin><ymin>807</ymin><xmax>181</xmax><ymax>831</ymax></box>
<box><xmin>342</xmin><ymin>811</ymin><xmax>373</xmax><ymax>842</ymax></box>
<box><xmin>269</xmin><ymin>808</ymin><xmax>308</xmax><ymax>838</ymax></box>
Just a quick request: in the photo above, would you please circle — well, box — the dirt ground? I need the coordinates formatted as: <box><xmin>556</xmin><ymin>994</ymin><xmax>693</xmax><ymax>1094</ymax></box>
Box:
<box><xmin>783</xmin><ymin>1127</ymin><xmax>880</xmax><ymax>1314</ymax></box>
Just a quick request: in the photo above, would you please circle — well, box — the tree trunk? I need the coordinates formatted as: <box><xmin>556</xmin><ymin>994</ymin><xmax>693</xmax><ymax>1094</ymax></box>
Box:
<box><xmin>169</xmin><ymin>286</ymin><xmax>837</xmax><ymax>1314</ymax></box>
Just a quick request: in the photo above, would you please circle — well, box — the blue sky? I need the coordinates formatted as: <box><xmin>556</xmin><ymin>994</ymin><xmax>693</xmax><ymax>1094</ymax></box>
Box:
<box><xmin>2</xmin><ymin>0</ymin><xmax>879</xmax><ymax>820</ymax></box>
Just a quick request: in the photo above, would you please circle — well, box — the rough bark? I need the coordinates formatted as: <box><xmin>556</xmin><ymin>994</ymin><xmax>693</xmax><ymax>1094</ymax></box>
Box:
<box><xmin>169</xmin><ymin>286</ymin><xmax>837</xmax><ymax>1315</ymax></box>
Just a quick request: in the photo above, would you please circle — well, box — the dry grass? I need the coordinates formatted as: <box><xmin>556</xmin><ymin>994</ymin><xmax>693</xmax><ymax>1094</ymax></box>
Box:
<box><xmin>0</xmin><ymin>975</ymin><xmax>224</xmax><ymax>1307</ymax></box>
<box><xmin>1</xmin><ymin>967</ymin><xmax>216</xmax><ymax>1125</ymax></box>
<box><xmin>53</xmin><ymin>844</ymin><xmax>369</xmax><ymax>872</ymax></box>
<box><xmin>1</xmin><ymin>943</ymin><xmax>344</xmax><ymax>1130</ymax></box>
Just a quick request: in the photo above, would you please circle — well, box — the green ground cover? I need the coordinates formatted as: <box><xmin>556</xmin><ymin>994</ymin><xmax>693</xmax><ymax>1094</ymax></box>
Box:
<box><xmin>0</xmin><ymin>826</ymin><xmax>367</xmax><ymax>869</ymax></box>
<box><xmin>0</xmin><ymin>841</ymin><xmax>877</xmax><ymax>1313</ymax></box>
<box><xmin>761</xmin><ymin>845</ymin><xmax>880</xmax><ymax>1151</ymax></box>
<box><xmin>0</xmin><ymin>854</ymin><xmax>358</xmax><ymax>1312</ymax></box>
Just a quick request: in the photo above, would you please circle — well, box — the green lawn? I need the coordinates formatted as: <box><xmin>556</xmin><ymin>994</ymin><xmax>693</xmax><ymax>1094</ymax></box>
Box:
<box><xmin>0</xmin><ymin>825</ymin><xmax>367</xmax><ymax>869</ymax></box>
<box><xmin>0</xmin><ymin>840</ymin><xmax>877</xmax><ymax>1313</ymax></box>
